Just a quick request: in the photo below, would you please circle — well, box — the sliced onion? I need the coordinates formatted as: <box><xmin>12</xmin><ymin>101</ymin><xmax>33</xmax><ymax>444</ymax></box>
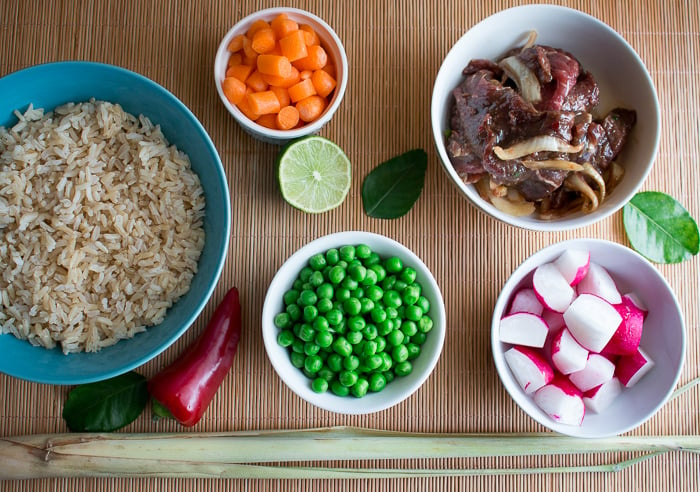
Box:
<box><xmin>499</xmin><ymin>56</ymin><xmax>541</xmax><ymax>103</ymax></box>
<box><xmin>565</xmin><ymin>173</ymin><xmax>599</xmax><ymax>211</ymax></box>
<box><xmin>582</xmin><ymin>162</ymin><xmax>606</xmax><ymax>204</ymax></box>
<box><xmin>475</xmin><ymin>176</ymin><xmax>536</xmax><ymax>217</ymax></box>
<box><xmin>493</xmin><ymin>136</ymin><xmax>585</xmax><ymax>160</ymax></box>
<box><xmin>521</xmin><ymin>159</ymin><xmax>584</xmax><ymax>171</ymax></box>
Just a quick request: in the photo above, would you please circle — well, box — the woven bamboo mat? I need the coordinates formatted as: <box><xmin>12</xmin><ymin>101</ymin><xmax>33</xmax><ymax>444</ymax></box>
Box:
<box><xmin>1</xmin><ymin>0</ymin><xmax>698</xmax><ymax>489</ymax></box>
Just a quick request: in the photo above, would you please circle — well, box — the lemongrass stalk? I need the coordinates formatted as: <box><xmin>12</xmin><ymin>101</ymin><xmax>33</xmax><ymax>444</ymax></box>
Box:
<box><xmin>1</xmin><ymin>428</ymin><xmax>699</xmax><ymax>480</ymax></box>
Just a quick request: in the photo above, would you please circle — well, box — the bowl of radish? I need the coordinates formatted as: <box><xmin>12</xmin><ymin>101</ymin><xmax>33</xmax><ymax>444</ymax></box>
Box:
<box><xmin>491</xmin><ymin>238</ymin><xmax>685</xmax><ymax>437</ymax></box>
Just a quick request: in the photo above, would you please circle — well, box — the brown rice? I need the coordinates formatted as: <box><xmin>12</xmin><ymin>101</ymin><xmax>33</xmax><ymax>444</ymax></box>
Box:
<box><xmin>0</xmin><ymin>100</ymin><xmax>206</xmax><ymax>354</ymax></box>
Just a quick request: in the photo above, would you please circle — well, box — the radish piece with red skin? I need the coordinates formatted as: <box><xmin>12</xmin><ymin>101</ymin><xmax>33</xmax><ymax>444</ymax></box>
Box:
<box><xmin>563</xmin><ymin>293</ymin><xmax>622</xmax><ymax>352</ymax></box>
<box><xmin>508</xmin><ymin>288</ymin><xmax>544</xmax><ymax>316</ymax></box>
<box><xmin>553</xmin><ymin>249</ymin><xmax>590</xmax><ymax>286</ymax></box>
<box><xmin>551</xmin><ymin>328</ymin><xmax>589</xmax><ymax>374</ymax></box>
<box><xmin>583</xmin><ymin>377</ymin><xmax>623</xmax><ymax>413</ymax></box>
<box><xmin>569</xmin><ymin>353</ymin><xmax>616</xmax><ymax>392</ymax></box>
<box><xmin>504</xmin><ymin>345</ymin><xmax>554</xmax><ymax>394</ymax></box>
<box><xmin>616</xmin><ymin>348</ymin><xmax>655</xmax><ymax>388</ymax></box>
<box><xmin>622</xmin><ymin>292</ymin><xmax>648</xmax><ymax>320</ymax></box>
<box><xmin>533</xmin><ymin>375</ymin><xmax>585</xmax><ymax>426</ymax></box>
<box><xmin>601</xmin><ymin>299</ymin><xmax>644</xmax><ymax>356</ymax></box>
<box><xmin>542</xmin><ymin>309</ymin><xmax>565</xmax><ymax>332</ymax></box>
<box><xmin>499</xmin><ymin>312</ymin><xmax>549</xmax><ymax>348</ymax></box>
<box><xmin>576</xmin><ymin>261</ymin><xmax>622</xmax><ymax>304</ymax></box>
<box><xmin>532</xmin><ymin>263</ymin><xmax>576</xmax><ymax>313</ymax></box>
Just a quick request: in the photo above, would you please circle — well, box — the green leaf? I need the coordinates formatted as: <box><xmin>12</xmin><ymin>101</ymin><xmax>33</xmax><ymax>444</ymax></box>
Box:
<box><xmin>362</xmin><ymin>149</ymin><xmax>428</xmax><ymax>219</ymax></box>
<box><xmin>623</xmin><ymin>191</ymin><xmax>699</xmax><ymax>264</ymax></box>
<box><xmin>62</xmin><ymin>371</ymin><xmax>148</xmax><ymax>432</ymax></box>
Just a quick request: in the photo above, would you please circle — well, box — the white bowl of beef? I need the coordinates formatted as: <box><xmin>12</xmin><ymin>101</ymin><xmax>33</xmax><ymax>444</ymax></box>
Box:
<box><xmin>431</xmin><ymin>5</ymin><xmax>660</xmax><ymax>231</ymax></box>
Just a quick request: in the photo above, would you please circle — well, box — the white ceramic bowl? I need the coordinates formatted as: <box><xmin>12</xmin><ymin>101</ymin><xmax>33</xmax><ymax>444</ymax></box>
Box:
<box><xmin>491</xmin><ymin>239</ymin><xmax>685</xmax><ymax>437</ymax></box>
<box><xmin>262</xmin><ymin>231</ymin><xmax>446</xmax><ymax>414</ymax></box>
<box><xmin>214</xmin><ymin>7</ymin><xmax>348</xmax><ymax>144</ymax></box>
<box><xmin>431</xmin><ymin>5</ymin><xmax>660</xmax><ymax>231</ymax></box>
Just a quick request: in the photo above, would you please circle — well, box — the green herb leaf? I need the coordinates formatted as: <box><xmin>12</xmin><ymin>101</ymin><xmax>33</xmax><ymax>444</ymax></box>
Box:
<box><xmin>623</xmin><ymin>191</ymin><xmax>699</xmax><ymax>264</ymax></box>
<box><xmin>362</xmin><ymin>149</ymin><xmax>428</xmax><ymax>219</ymax></box>
<box><xmin>62</xmin><ymin>371</ymin><xmax>148</xmax><ymax>432</ymax></box>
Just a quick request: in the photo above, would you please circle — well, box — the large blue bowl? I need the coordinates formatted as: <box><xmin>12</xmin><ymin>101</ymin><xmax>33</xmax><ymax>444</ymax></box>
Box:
<box><xmin>0</xmin><ymin>62</ymin><xmax>231</xmax><ymax>385</ymax></box>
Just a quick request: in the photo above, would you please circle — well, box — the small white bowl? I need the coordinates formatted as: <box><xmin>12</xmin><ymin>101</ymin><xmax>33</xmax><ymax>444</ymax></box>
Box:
<box><xmin>431</xmin><ymin>5</ymin><xmax>660</xmax><ymax>231</ymax></box>
<box><xmin>491</xmin><ymin>239</ymin><xmax>685</xmax><ymax>437</ymax></box>
<box><xmin>214</xmin><ymin>7</ymin><xmax>348</xmax><ymax>144</ymax></box>
<box><xmin>262</xmin><ymin>232</ymin><xmax>446</xmax><ymax>414</ymax></box>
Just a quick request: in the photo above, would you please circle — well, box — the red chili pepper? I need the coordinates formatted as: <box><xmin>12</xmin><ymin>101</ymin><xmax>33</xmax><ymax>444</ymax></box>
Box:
<box><xmin>147</xmin><ymin>287</ymin><xmax>242</xmax><ymax>427</ymax></box>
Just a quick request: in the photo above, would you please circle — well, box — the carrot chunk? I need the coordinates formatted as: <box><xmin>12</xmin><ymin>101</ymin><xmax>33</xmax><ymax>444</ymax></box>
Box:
<box><xmin>227</xmin><ymin>53</ymin><xmax>243</xmax><ymax>67</ymax></box>
<box><xmin>251</xmin><ymin>27</ymin><xmax>276</xmax><ymax>54</ymax></box>
<box><xmin>261</xmin><ymin>66</ymin><xmax>300</xmax><ymax>88</ymax></box>
<box><xmin>296</xmin><ymin>95</ymin><xmax>327</xmax><ymax>122</ymax></box>
<box><xmin>257</xmin><ymin>54</ymin><xmax>293</xmax><ymax>78</ymax></box>
<box><xmin>222</xmin><ymin>77</ymin><xmax>247</xmax><ymax>105</ymax></box>
<box><xmin>255</xmin><ymin>113</ymin><xmax>278</xmax><ymax>129</ymax></box>
<box><xmin>247</xmin><ymin>19</ymin><xmax>271</xmax><ymax>38</ymax></box>
<box><xmin>236</xmin><ymin>89</ymin><xmax>260</xmax><ymax>121</ymax></box>
<box><xmin>246</xmin><ymin>70</ymin><xmax>269</xmax><ymax>92</ymax></box>
<box><xmin>279</xmin><ymin>30</ymin><xmax>308</xmax><ymax>62</ymax></box>
<box><xmin>270</xmin><ymin>86</ymin><xmax>291</xmax><ymax>107</ymax></box>
<box><xmin>226</xmin><ymin>63</ymin><xmax>254</xmax><ymax>83</ymax></box>
<box><xmin>227</xmin><ymin>34</ymin><xmax>246</xmax><ymax>52</ymax></box>
<box><xmin>271</xmin><ymin>14</ymin><xmax>299</xmax><ymax>39</ymax></box>
<box><xmin>247</xmin><ymin>91</ymin><xmax>282</xmax><ymax>115</ymax></box>
<box><xmin>292</xmin><ymin>45</ymin><xmax>327</xmax><ymax>71</ymax></box>
<box><xmin>276</xmin><ymin>105</ymin><xmax>300</xmax><ymax>130</ymax></box>
<box><xmin>311</xmin><ymin>69</ymin><xmax>337</xmax><ymax>98</ymax></box>
<box><xmin>242</xmin><ymin>35</ymin><xmax>257</xmax><ymax>60</ymax></box>
<box><xmin>299</xmin><ymin>24</ymin><xmax>320</xmax><ymax>46</ymax></box>
<box><xmin>288</xmin><ymin>78</ymin><xmax>317</xmax><ymax>103</ymax></box>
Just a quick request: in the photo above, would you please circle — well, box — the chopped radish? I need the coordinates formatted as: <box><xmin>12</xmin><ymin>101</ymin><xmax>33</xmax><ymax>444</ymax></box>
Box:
<box><xmin>576</xmin><ymin>261</ymin><xmax>622</xmax><ymax>304</ymax></box>
<box><xmin>532</xmin><ymin>263</ymin><xmax>576</xmax><ymax>313</ymax></box>
<box><xmin>563</xmin><ymin>293</ymin><xmax>622</xmax><ymax>352</ymax></box>
<box><xmin>533</xmin><ymin>375</ymin><xmax>585</xmax><ymax>426</ymax></box>
<box><xmin>569</xmin><ymin>353</ymin><xmax>615</xmax><ymax>392</ymax></box>
<box><xmin>616</xmin><ymin>348</ymin><xmax>655</xmax><ymax>388</ymax></box>
<box><xmin>601</xmin><ymin>300</ymin><xmax>644</xmax><ymax>356</ymax></box>
<box><xmin>551</xmin><ymin>328</ymin><xmax>589</xmax><ymax>374</ymax></box>
<box><xmin>504</xmin><ymin>346</ymin><xmax>554</xmax><ymax>394</ymax></box>
<box><xmin>553</xmin><ymin>249</ymin><xmax>590</xmax><ymax>286</ymax></box>
<box><xmin>583</xmin><ymin>377</ymin><xmax>623</xmax><ymax>413</ymax></box>
<box><xmin>508</xmin><ymin>288</ymin><xmax>544</xmax><ymax>316</ymax></box>
<box><xmin>622</xmin><ymin>292</ymin><xmax>648</xmax><ymax>320</ymax></box>
<box><xmin>499</xmin><ymin>312</ymin><xmax>549</xmax><ymax>348</ymax></box>
<box><xmin>542</xmin><ymin>309</ymin><xmax>565</xmax><ymax>332</ymax></box>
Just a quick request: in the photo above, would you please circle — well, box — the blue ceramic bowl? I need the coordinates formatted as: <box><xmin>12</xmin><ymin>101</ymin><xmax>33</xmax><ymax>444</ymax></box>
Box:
<box><xmin>0</xmin><ymin>62</ymin><xmax>231</xmax><ymax>385</ymax></box>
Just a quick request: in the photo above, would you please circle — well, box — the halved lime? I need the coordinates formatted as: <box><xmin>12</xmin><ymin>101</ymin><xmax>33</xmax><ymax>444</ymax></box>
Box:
<box><xmin>277</xmin><ymin>136</ymin><xmax>352</xmax><ymax>213</ymax></box>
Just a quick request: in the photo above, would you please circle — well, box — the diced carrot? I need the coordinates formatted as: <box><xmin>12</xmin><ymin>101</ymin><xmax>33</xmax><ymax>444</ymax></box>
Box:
<box><xmin>236</xmin><ymin>89</ymin><xmax>260</xmax><ymax>121</ymax></box>
<box><xmin>288</xmin><ymin>78</ymin><xmax>317</xmax><ymax>103</ymax></box>
<box><xmin>242</xmin><ymin>35</ymin><xmax>257</xmax><ymax>60</ymax></box>
<box><xmin>279</xmin><ymin>30</ymin><xmax>308</xmax><ymax>62</ymax></box>
<box><xmin>227</xmin><ymin>53</ymin><xmax>243</xmax><ymax>67</ymax></box>
<box><xmin>261</xmin><ymin>66</ymin><xmax>300</xmax><ymax>88</ymax></box>
<box><xmin>251</xmin><ymin>27</ymin><xmax>276</xmax><ymax>54</ymax></box>
<box><xmin>222</xmin><ymin>76</ymin><xmax>247</xmax><ymax>105</ymax></box>
<box><xmin>226</xmin><ymin>63</ymin><xmax>254</xmax><ymax>83</ymax></box>
<box><xmin>292</xmin><ymin>45</ymin><xmax>327</xmax><ymax>71</ymax></box>
<box><xmin>270</xmin><ymin>86</ymin><xmax>291</xmax><ymax>107</ymax></box>
<box><xmin>300</xmin><ymin>70</ymin><xmax>313</xmax><ymax>80</ymax></box>
<box><xmin>227</xmin><ymin>34</ymin><xmax>246</xmax><ymax>53</ymax></box>
<box><xmin>247</xmin><ymin>19</ymin><xmax>270</xmax><ymax>38</ymax></box>
<box><xmin>247</xmin><ymin>91</ymin><xmax>281</xmax><ymax>115</ymax></box>
<box><xmin>299</xmin><ymin>24</ymin><xmax>320</xmax><ymax>46</ymax></box>
<box><xmin>271</xmin><ymin>14</ymin><xmax>299</xmax><ymax>39</ymax></box>
<box><xmin>310</xmin><ymin>69</ymin><xmax>337</xmax><ymax>98</ymax></box>
<box><xmin>276</xmin><ymin>105</ymin><xmax>300</xmax><ymax>130</ymax></box>
<box><xmin>256</xmin><ymin>54</ymin><xmax>292</xmax><ymax>78</ymax></box>
<box><xmin>296</xmin><ymin>95</ymin><xmax>327</xmax><ymax>122</ymax></box>
<box><xmin>246</xmin><ymin>70</ymin><xmax>269</xmax><ymax>92</ymax></box>
<box><xmin>255</xmin><ymin>113</ymin><xmax>278</xmax><ymax>129</ymax></box>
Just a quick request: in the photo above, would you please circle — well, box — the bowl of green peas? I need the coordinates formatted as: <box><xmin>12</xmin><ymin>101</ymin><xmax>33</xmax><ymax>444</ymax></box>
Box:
<box><xmin>262</xmin><ymin>231</ymin><xmax>446</xmax><ymax>414</ymax></box>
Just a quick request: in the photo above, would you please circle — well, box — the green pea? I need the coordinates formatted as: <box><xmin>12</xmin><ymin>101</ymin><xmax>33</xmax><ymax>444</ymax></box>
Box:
<box><xmin>298</xmin><ymin>324</ymin><xmax>316</xmax><ymax>342</ymax></box>
<box><xmin>401</xmin><ymin>320</ymin><xmax>418</xmax><ymax>337</ymax></box>
<box><xmin>386</xmin><ymin>329</ymin><xmax>405</xmax><ymax>347</ymax></box>
<box><xmin>298</xmin><ymin>289</ymin><xmax>317</xmax><ymax>307</ymax></box>
<box><xmin>283</xmin><ymin>289</ymin><xmax>300</xmax><ymax>306</ymax></box>
<box><xmin>348</xmin><ymin>264</ymin><xmax>367</xmax><ymax>283</ymax></box>
<box><xmin>405</xmin><ymin>304</ymin><xmax>423</xmax><ymax>322</ymax></box>
<box><xmin>350</xmin><ymin>378</ymin><xmax>369</xmax><ymax>398</ymax></box>
<box><xmin>290</xmin><ymin>351</ymin><xmax>305</xmax><ymax>368</ymax></box>
<box><xmin>418</xmin><ymin>315</ymin><xmax>433</xmax><ymax>333</ymax></box>
<box><xmin>350</xmin><ymin>287</ymin><xmax>364</xmax><ymax>299</ymax></box>
<box><xmin>392</xmin><ymin>344</ymin><xmax>409</xmax><ymax>363</ymax></box>
<box><xmin>339</xmin><ymin>370</ymin><xmax>358</xmax><ymax>387</ymax></box>
<box><xmin>364</xmin><ymin>252</ymin><xmax>381</xmax><ymax>267</ymax></box>
<box><xmin>359</xmin><ymin>297</ymin><xmax>374</xmax><ymax>314</ymax></box>
<box><xmin>369</xmin><ymin>263</ymin><xmax>386</xmax><ymax>281</ymax></box>
<box><xmin>339</xmin><ymin>245</ymin><xmax>356</xmax><ymax>262</ymax></box>
<box><xmin>312</xmin><ymin>316</ymin><xmax>329</xmax><ymax>332</ymax></box>
<box><xmin>385</xmin><ymin>306</ymin><xmax>399</xmax><ymax>319</ymax></box>
<box><xmin>385</xmin><ymin>256</ymin><xmax>403</xmax><ymax>273</ymax></box>
<box><xmin>416</xmin><ymin>295</ymin><xmax>430</xmax><ymax>313</ymax></box>
<box><xmin>375</xmin><ymin>335</ymin><xmax>387</xmax><ymax>353</ymax></box>
<box><xmin>317</xmin><ymin>297</ymin><xmax>333</xmax><ymax>313</ymax></box>
<box><xmin>355</xmin><ymin>244</ymin><xmax>372</xmax><ymax>259</ymax></box>
<box><xmin>379</xmin><ymin>351</ymin><xmax>393</xmax><ymax>371</ymax></box>
<box><xmin>377</xmin><ymin>319</ymin><xmax>394</xmax><ymax>336</ymax></box>
<box><xmin>343</xmin><ymin>297</ymin><xmax>362</xmax><ymax>316</ymax></box>
<box><xmin>369</xmin><ymin>373</ymin><xmax>387</xmax><ymax>392</ymax></box>
<box><xmin>291</xmin><ymin>339</ymin><xmax>305</xmax><ymax>354</ymax></box>
<box><xmin>362</xmin><ymin>324</ymin><xmax>378</xmax><ymax>341</ymax></box>
<box><xmin>364</xmin><ymin>354</ymin><xmax>383</xmax><ymax>371</ymax></box>
<box><xmin>299</xmin><ymin>266</ymin><xmax>314</xmax><ymax>282</ymax></box>
<box><xmin>394</xmin><ymin>360</ymin><xmax>413</xmax><ymax>377</ymax></box>
<box><xmin>274</xmin><ymin>312</ymin><xmax>291</xmax><ymax>329</ymax></box>
<box><xmin>346</xmin><ymin>330</ymin><xmax>363</xmax><ymax>345</ymax></box>
<box><xmin>309</xmin><ymin>271</ymin><xmax>324</xmax><ymax>287</ymax></box>
<box><xmin>277</xmin><ymin>330</ymin><xmax>295</xmax><ymax>347</ymax></box>
<box><xmin>315</xmin><ymin>330</ymin><xmax>334</xmax><ymax>348</ymax></box>
<box><xmin>366</xmin><ymin>285</ymin><xmax>384</xmax><ymax>302</ymax></box>
<box><xmin>292</xmin><ymin>279</ymin><xmax>304</xmax><ymax>290</ymax></box>
<box><xmin>384</xmin><ymin>370</ymin><xmax>395</xmax><ymax>383</ymax></box>
<box><xmin>335</xmin><ymin>319</ymin><xmax>347</xmax><ymax>335</ymax></box>
<box><xmin>286</xmin><ymin>303</ymin><xmax>301</xmax><ymax>321</ymax></box>
<box><xmin>402</xmin><ymin>284</ymin><xmax>421</xmax><ymax>306</ymax></box>
<box><xmin>370</xmin><ymin>306</ymin><xmax>386</xmax><ymax>324</ymax></box>
<box><xmin>311</xmin><ymin>378</ymin><xmax>329</xmax><ymax>393</ymax></box>
<box><xmin>316</xmin><ymin>282</ymin><xmax>333</xmax><ymax>299</ymax></box>
<box><xmin>347</xmin><ymin>315</ymin><xmax>366</xmax><ymax>332</ymax></box>
<box><xmin>304</xmin><ymin>355</ymin><xmax>323</xmax><ymax>374</ymax></box>
<box><xmin>309</xmin><ymin>253</ymin><xmax>327</xmax><ymax>271</ymax></box>
<box><xmin>393</xmin><ymin>280</ymin><xmax>408</xmax><ymax>292</ymax></box>
<box><xmin>328</xmin><ymin>265</ymin><xmax>346</xmax><ymax>285</ymax></box>
<box><xmin>343</xmin><ymin>355</ymin><xmax>360</xmax><ymax>371</ymax></box>
<box><xmin>303</xmin><ymin>305</ymin><xmax>318</xmax><ymax>322</ymax></box>
<box><xmin>327</xmin><ymin>353</ymin><xmax>343</xmax><ymax>372</ymax></box>
<box><xmin>362</xmin><ymin>340</ymin><xmax>378</xmax><ymax>356</ymax></box>
<box><xmin>332</xmin><ymin>337</ymin><xmax>352</xmax><ymax>357</ymax></box>
<box><xmin>410</xmin><ymin>331</ymin><xmax>427</xmax><ymax>345</ymax></box>
<box><xmin>326</xmin><ymin>308</ymin><xmax>343</xmax><ymax>326</ymax></box>
<box><xmin>325</xmin><ymin>248</ymin><xmax>340</xmax><ymax>266</ymax></box>
<box><xmin>304</xmin><ymin>342</ymin><xmax>320</xmax><ymax>356</ymax></box>
<box><xmin>406</xmin><ymin>343</ymin><xmax>421</xmax><ymax>360</ymax></box>
<box><xmin>381</xmin><ymin>275</ymin><xmax>396</xmax><ymax>291</ymax></box>
<box><xmin>341</xmin><ymin>276</ymin><xmax>359</xmax><ymax>291</ymax></box>
<box><xmin>360</xmin><ymin>268</ymin><xmax>378</xmax><ymax>286</ymax></box>
<box><xmin>316</xmin><ymin>367</ymin><xmax>335</xmax><ymax>382</ymax></box>
<box><xmin>400</xmin><ymin>267</ymin><xmax>417</xmax><ymax>285</ymax></box>
<box><xmin>331</xmin><ymin>380</ymin><xmax>350</xmax><ymax>396</ymax></box>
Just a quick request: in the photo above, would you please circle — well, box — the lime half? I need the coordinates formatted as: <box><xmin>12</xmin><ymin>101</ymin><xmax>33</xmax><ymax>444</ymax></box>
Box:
<box><xmin>277</xmin><ymin>136</ymin><xmax>352</xmax><ymax>213</ymax></box>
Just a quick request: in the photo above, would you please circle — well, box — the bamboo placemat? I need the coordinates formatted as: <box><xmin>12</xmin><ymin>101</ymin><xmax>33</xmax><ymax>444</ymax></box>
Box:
<box><xmin>1</xmin><ymin>0</ymin><xmax>698</xmax><ymax>489</ymax></box>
